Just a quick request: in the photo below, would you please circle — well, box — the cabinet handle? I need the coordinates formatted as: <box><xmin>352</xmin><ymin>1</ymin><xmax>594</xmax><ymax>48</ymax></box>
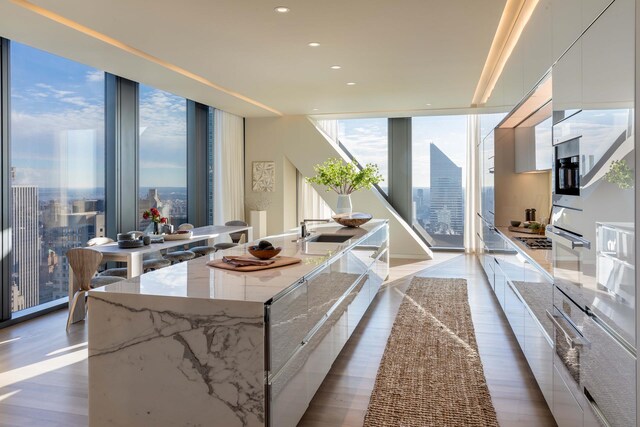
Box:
<box><xmin>546</xmin><ymin>310</ymin><xmax>590</xmax><ymax>348</ymax></box>
<box><xmin>545</xmin><ymin>226</ymin><xmax>591</xmax><ymax>249</ymax></box>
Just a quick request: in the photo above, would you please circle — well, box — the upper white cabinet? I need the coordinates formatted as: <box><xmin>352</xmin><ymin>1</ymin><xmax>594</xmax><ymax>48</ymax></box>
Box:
<box><xmin>522</xmin><ymin>0</ymin><xmax>553</xmax><ymax>91</ymax></box>
<box><xmin>552</xmin><ymin>37</ymin><xmax>582</xmax><ymax>121</ymax></box>
<box><xmin>515</xmin><ymin>120</ymin><xmax>553</xmax><ymax>173</ymax></box>
<box><xmin>581</xmin><ymin>0</ymin><xmax>634</xmax><ymax>109</ymax></box>
<box><xmin>552</xmin><ymin>0</ymin><xmax>614</xmax><ymax>63</ymax></box>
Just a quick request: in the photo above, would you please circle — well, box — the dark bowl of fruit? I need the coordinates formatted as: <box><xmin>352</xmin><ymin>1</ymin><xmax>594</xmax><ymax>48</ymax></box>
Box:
<box><xmin>248</xmin><ymin>240</ymin><xmax>282</xmax><ymax>260</ymax></box>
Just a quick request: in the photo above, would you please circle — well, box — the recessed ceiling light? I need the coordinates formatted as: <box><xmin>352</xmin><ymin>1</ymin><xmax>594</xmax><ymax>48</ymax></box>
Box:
<box><xmin>313</xmin><ymin>108</ymin><xmax>319</xmax><ymax>111</ymax></box>
<box><xmin>347</xmin><ymin>82</ymin><xmax>356</xmax><ymax>86</ymax></box>
<box><xmin>426</xmin><ymin>103</ymin><xmax>432</xmax><ymax>106</ymax></box>
<box><xmin>308</xmin><ymin>42</ymin><xmax>320</xmax><ymax>47</ymax></box>
<box><xmin>274</xmin><ymin>6</ymin><xmax>290</xmax><ymax>13</ymax></box>
<box><xmin>330</xmin><ymin>65</ymin><xmax>341</xmax><ymax>70</ymax></box>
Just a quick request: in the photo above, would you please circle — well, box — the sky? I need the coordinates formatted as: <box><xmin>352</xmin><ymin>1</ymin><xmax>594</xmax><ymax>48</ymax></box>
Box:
<box><xmin>338</xmin><ymin>116</ymin><xmax>468</xmax><ymax>188</ymax></box>
<box><xmin>10</xmin><ymin>41</ymin><xmax>187</xmax><ymax>190</ymax></box>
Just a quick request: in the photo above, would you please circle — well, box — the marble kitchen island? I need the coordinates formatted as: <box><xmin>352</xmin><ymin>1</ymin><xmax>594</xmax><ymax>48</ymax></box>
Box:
<box><xmin>87</xmin><ymin>220</ymin><xmax>388</xmax><ymax>427</ymax></box>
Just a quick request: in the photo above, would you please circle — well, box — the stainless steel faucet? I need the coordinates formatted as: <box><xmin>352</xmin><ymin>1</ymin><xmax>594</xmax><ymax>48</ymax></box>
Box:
<box><xmin>300</xmin><ymin>219</ymin><xmax>331</xmax><ymax>239</ymax></box>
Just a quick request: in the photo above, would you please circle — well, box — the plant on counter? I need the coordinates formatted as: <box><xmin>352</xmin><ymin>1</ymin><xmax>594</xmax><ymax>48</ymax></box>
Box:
<box><xmin>306</xmin><ymin>158</ymin><xmax>383</xmax><ymax>195</ymax></box>
<box><xmin>604</xmin><ymin>159</ymin><xmax>634</xmax><ymax>189</ymax></box>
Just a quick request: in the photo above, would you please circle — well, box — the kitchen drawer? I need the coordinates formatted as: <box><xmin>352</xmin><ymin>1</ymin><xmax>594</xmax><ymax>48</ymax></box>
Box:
<box><xmin>524</xmin><ymin>308</ymin><xmax>553</xmax><ymax>407</ymax></box>
<box><xmin>504</xmin><ymin>280</ymin><xmax>525</xmax><ymax>349</ymax></box>
<box><xmin>307</xmin><ymin>252</ymin><xmax>365</xmax><ymax>330</ymax></box>
<box><xmin>269</xmin><ymin>281</ymin><xmax>308</xmax><ymax>374</ymax></box>
<box><xmin>553</xmin><ymin>363</ymin><xmax>584</xmax><ymax>427</ymax></box>
<box><xmin>369</xmin><ymin>249</ymin><xmax>388</xmax><ymax>302</ymax></box>
<box><xmin>493</xmin><ymin>261</ymin><xmax>506</xmax><ymax>310</ymax></box>
<box><xmin>347</xmin><ymin>275</ymin><xmax>370</xmax><ymax>336</ymax></box>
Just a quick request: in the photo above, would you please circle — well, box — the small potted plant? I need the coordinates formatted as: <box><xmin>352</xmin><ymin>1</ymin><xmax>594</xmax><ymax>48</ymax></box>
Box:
<box><xmin>306</xmin><ymin>158</ymin><xmax>383</xmax><ymax>214</ymax></box>
<box><xmin>143</xmin><ymin>207</ymin><xmax>168</xmax><ymax>234</ymax></box>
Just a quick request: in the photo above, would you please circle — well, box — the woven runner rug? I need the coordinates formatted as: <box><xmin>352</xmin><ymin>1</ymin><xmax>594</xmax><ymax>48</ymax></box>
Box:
<box><xmin>363</xmin><ymin>277</ymin><xmax>499</xmax><ymax>427</ymax></box>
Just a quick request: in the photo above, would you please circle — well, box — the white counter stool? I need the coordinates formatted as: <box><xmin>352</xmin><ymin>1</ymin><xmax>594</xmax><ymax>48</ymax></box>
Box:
<box><xmin>213</xmin><ymin>220</ymin><xmax>248</xmax><ymax>251</ymax></box>
<box><xmin>67</xmin><ymin>247</ymin><xmax>125</xmax><ymax>330</ymax></box>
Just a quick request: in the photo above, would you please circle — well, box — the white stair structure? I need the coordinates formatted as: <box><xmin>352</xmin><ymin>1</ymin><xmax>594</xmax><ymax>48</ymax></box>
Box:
<box><xmin>244</xmin><ymin>115</ymin><xmax>432</xmax><ymax>259</ymax></box>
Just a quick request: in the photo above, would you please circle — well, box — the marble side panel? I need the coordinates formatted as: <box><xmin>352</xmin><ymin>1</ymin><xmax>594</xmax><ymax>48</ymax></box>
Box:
<box><xmin>88</xmin><ymin>292</ymin><xmax>265</xmax><ymax>427</ymax></box>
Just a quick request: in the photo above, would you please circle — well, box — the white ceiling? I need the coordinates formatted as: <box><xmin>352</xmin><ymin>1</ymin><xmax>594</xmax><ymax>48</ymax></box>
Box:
<box><xmin>0</xmin><ymin>0</ymin><xmax>506</xmax><ymax>118</ymax></box>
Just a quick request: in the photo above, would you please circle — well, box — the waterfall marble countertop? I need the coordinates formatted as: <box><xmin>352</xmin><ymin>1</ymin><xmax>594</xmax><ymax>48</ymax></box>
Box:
<box><xmin>90</xmin><ymin>219</ymin><xmax>388</xmax><ymax>304</ymax></box>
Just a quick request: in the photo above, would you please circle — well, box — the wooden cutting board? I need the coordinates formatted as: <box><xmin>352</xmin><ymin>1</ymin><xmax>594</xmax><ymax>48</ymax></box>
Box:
<box><xmin>508</xmin><ymin>226</ymin><xmax>545</xmax><ymax>235</ymax></box>
<box><xmin>207</xmin><ymin>256</ymin><xmax>302</xmax><ymax>272</ymax></box>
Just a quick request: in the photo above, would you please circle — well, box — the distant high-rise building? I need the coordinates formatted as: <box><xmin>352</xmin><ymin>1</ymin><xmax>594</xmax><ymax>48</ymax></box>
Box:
<box><xmin>11</xmin><ymin>185</ymin><xmax>40</xmax><ymax>310</ymax></box>
<box><xmin>429</xmin><ymin>144</ymin><xmax>463</xmax><ymax>235</ymax></box>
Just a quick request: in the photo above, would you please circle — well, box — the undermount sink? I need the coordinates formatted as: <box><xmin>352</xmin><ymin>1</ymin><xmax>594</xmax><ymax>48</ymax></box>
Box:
<box><xmin>307</xmin><ymin>233</ymin><xmax>355</xmax><ymax>243</ymax></box>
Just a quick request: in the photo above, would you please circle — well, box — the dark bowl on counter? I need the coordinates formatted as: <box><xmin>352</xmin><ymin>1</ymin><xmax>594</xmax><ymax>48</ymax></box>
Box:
<box><xmin>510</xmin><ymin>220</ymin><xmax>522</xmax><ymax>227</ymax></box>
<box><xmin>248</xmin><ymin>246</ymin><xmax>282</xmax><ymax>260</ymax></box>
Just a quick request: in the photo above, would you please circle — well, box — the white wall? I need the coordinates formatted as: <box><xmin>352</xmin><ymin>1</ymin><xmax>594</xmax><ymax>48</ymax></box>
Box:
<box><xmin>244</xmin><ymin>115</ymin><xmax>433</xmax><ymax>259</ymax></box>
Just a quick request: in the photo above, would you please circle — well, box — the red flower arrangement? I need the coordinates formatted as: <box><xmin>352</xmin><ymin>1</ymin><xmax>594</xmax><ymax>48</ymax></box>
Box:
<box><xmin>142</xmin><ymin>207</ymin><xmax>167</xmax><ymax>224</ymax></box>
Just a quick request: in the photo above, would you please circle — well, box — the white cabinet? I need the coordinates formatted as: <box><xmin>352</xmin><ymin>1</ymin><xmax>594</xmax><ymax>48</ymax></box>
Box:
<box><xmin>553</xmin><ymin>364</ymin><xmax>584</xmax><ymax>427</ymax></box>
<box><xmin>551</xmin><ymin>0</ymin><xmax>614</xmax><ymax>63</ymax></box>
<box><xmin>524</xmin><ymin>308</ymin><xmax>553</xmax><ymax>406</ymax></box>
<box><xmin>504</xmin><ymin>280</ymin><xmax>526</xmax><ymax>348</ymax></box>
<box><xmin>553</xmin><ymin>37</ymin><xmax>582</xmax><ymax>121</ymax></box>
<box><xmin>522</xmin><ymin>0</ymin><xmax>552</xmax><ymax>91</ymax></box>
<box><xmin>515</xmin><ymin>117</ymin><xmax>553</xmax><ymax>173</ymax></box>
<box><xmin>581</xmin><ymin>0</ymin><xmax>634</xmax><ymax>110</ymax></box>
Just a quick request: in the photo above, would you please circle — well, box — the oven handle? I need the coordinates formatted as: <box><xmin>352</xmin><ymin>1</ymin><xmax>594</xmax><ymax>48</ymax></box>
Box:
<box><xmin>546</xmin><ymin>225</ymin><xmax>591</xmax><ymax>250</ymax></box>
<box><xmin>546</xmin><ymin>310</ymin><xmax>591</xmax><ymax>349</ymax></box>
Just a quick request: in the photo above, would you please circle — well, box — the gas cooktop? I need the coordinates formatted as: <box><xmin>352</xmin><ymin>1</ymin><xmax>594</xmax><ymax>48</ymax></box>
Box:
<box><xmin>514</xmin><ymin>236</ymin><xmax>552</xmax><ymax>250</ymax></box>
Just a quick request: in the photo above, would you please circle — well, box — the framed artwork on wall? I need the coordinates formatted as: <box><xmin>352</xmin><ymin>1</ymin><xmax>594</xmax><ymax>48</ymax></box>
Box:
<box><xmin>252</xmin><ymin>161</ymin><xmax>275</xmax><ymax>192</ymax></box>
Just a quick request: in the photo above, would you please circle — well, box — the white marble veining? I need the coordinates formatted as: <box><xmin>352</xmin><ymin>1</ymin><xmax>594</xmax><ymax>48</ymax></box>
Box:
<box><xmin>92</xmin><ymin>220</ymin><xmax>387</xmax><ymax>303</ymax></box>
<box><xmin>88</xmin><ymin>292</ymin><xmax>265</xmax><ymax>427</ymax></box>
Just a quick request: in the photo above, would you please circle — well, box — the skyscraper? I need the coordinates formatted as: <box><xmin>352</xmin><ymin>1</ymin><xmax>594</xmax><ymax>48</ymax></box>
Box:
<box><xmin>429</xmin><ymin>143</ymin><xmax>463</xmax><ymax>236</ymax></box>
<box><xmin>11</xmin><ymin>185</ymin><xmax>40</xmax><ymax>310</ymax></box>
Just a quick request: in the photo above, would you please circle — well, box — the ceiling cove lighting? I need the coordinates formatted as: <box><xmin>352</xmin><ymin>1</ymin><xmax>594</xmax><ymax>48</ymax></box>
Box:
<box><xmin>471</xmin><ymin>0</ymin><xmax>539</xmax><ymax>107</ymax></box>
<box><xmin>308</xmin><ymin>42</ymin><xmax>320</xmax><ymax>47</ymax></box>
<box><xmin>10</xmin><ymin>0</ymin><xmax>283</xmax><ymax>116</ymax></box>
<box><xmin>274</xmin><ymin>6</ymin><xmax>290</xmax><ymax>13</ymax></box>
<box><xmin>330</xmin><ymin>65</ymin><xmax>341</xmax><ymax>70</ymax></box>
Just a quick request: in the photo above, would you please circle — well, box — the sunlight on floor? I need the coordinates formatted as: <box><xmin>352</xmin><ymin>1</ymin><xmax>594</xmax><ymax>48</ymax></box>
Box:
<box><xmin>46</xmin><ymin>342</ymin><xmax>88</xmax><ymax>356</ymax></box>
<box><xmin>0</xmin><ymin>349</ymin><xmax>87</xmax><ymax>388</ymax></box>
<box><xmin>0</xmin><ymin>390</ymin><xmax>21</xmax><ymax>402</ymax></box>
<box><xmin>0</xmin><ymin>337</ymin><xmax>22</xmax><ymax>346</ymax></box>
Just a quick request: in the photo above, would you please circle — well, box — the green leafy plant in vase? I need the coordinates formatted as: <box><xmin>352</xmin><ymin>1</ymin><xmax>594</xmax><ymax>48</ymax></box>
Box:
<box><xmin>306</xmin><ymin>158</ymin><xmax>383</xmax><ymax>214</ymax></box>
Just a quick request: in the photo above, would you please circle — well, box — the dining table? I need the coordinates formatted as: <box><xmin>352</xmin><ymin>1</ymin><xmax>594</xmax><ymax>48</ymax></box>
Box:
<box><xmin>89</xmin><ymin>224</ymin><xmax>254</xmax><ymax>278</ymax></box>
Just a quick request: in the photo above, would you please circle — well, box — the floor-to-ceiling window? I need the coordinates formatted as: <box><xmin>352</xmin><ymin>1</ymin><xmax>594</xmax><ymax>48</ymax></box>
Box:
<box><xmin>9</xmin><ymin>41</ymin><xmax>105</xmax><ymax>312</ymax></box>
<box><xmin>138</xmin><ymin>84</ymin><xmax>187</xmax><ymax>229</ymax></box>
<box><xmin>338</xmin><ymin>118</ymin><xmax>389</xmax><ymax>194</ymax></box>
<box><xmin>412</xmin><ymin>116</ymin><xmax>467</xmax><ymax>249</ymax></box>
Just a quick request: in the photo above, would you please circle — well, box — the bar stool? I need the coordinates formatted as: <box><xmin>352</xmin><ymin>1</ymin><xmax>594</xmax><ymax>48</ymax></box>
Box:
<box><xmin>67</xmin><ymin>247</ymin><xmax>125</xmax><ymax>330</ymax></box>
<box><xmin>190</xmin><ymin>246</ymin><xmax>217</xmax><ymax>257</ymax></box>
<box><xmin>213</xmin><ymin>220</ymin><xmax>248</xmax><ymax>252</ymax></box>
<box><xmin>163</xmin><ymin>250</ymin><xmax>196</xmax><ymax>265</ymax></box>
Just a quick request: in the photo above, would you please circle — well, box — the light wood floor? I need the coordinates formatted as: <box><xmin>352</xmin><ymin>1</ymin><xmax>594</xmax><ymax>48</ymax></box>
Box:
<box><xmin>0</xmin><ymin>253</ymin><xmax>555</xmax><ymax>427</ymax></box>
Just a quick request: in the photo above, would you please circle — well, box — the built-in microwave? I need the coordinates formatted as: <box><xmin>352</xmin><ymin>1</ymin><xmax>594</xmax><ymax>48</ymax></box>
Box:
<box><xmin>554</xmin><ymin>137</ymin><xmax>580</xmax><ymax>196</ymax></box>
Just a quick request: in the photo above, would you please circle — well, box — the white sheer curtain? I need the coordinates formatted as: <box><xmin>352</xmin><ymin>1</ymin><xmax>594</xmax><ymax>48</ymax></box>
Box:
<box><xmin>297</xmin><ymin>171</ymin><xmax>334</xmax><ymax>222</ymax></box>
<box><xmin>214</xmin><ymin>109</ymin><xmax>245</xmax><ymax>224</ymax></box>
<box><xmin>464</xmin><ymin>115</ymin><xmax>479</xmax><ymax>253</ymax></box>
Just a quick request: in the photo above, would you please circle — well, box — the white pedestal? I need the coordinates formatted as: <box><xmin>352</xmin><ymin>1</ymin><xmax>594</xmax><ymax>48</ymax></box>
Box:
<box><xmin>250</xmin><ymin>210</ymin><xmax>267</xmax><ymax>239</ymax></box>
